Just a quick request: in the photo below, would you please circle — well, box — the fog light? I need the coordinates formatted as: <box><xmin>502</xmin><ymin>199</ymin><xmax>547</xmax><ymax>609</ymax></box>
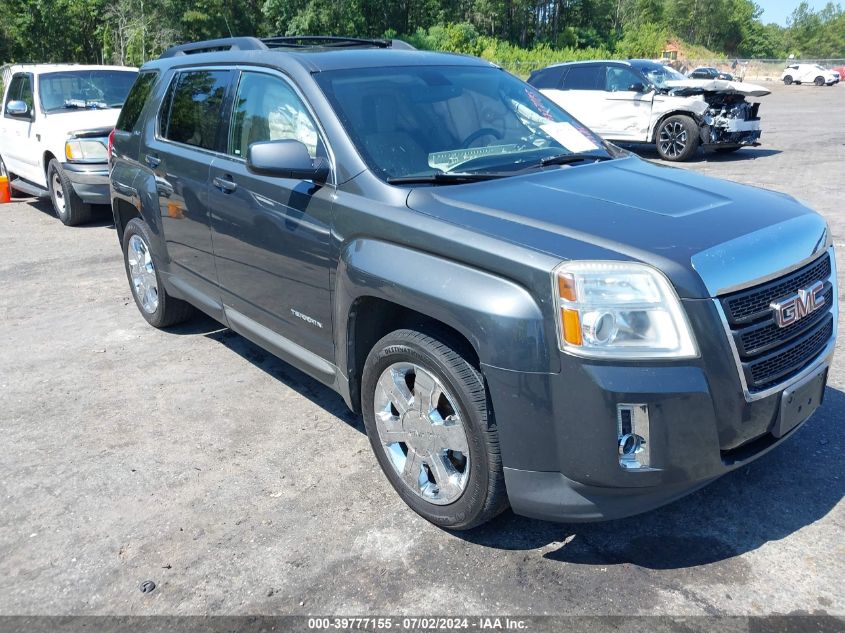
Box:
<box><xmin>618</xmin><ymin>433</ymin><xmax>642</xmax><ymax>456</ymax></box>
<box><xmin>617</xmin><ymin>404</ymin><xmax>651</xmax><ymax>470</ymax></box>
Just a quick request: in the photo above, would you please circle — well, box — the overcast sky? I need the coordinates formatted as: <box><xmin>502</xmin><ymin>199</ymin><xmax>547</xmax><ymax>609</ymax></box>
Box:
<box><xmin>757</xmin><ymin>0</ymin><xmax>824</xmax><ymax>26</ymax></box>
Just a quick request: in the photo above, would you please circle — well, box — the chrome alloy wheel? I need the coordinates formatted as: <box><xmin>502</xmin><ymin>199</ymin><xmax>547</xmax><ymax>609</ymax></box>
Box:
<box><xmin>51</xmin><ymin>170</ymin><xmax>66</xmax><ymax>215</ymax></box>
<box><xmin>127</xmin><ymin>234</ymin><xmax>159</xmax><ymax>314</ymax></box>
<box><xmin>373</xmin><ymin>362</ymin><xmax>470</xmax><ymax>505</ymax></box>
<box><xmin>658</xmin><ymin>120</ymin><xmax>688</xmax><ymax>158</ymax></box>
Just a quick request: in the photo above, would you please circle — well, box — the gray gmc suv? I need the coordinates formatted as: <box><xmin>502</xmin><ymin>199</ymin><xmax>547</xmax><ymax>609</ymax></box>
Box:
<box><xmin>110</xmin><ymin>36</ymin><xmax>838</xmax><ymax>530</ymax></box>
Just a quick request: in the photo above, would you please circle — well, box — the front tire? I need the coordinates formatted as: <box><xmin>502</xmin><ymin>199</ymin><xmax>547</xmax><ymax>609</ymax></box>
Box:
<box><xmin>122</xmin><ymin>218</ymin><xmax>193</xmax><ymax>328</ymax></box>
<box><xmin>783</xmin><ymin>75</ymin><xmax>793</xmax><ymax>85</ymax></box>
<box><xmin>361</xmin><ymin>329</ymin><xmax>507</xmax><ymax>530</ymax></box>
<box><xmin>47</xmin><ymin>159</ymin><xmax>91</xmax><ymax>226</ymax></box>
<box><xmin>656</xmin><ymin>115</ymin><xmax>700</xmax><ymax>161</ymax></box>
<box><xmin>814</xmin><ymin>76</ymin><xmax>825</xmax><ymax>86</ymax></box>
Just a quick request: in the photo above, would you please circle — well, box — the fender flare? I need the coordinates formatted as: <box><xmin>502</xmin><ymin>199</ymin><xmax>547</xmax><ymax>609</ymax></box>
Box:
<box><xmin>335</xmin><ymin>238</ymin><xmax>556</xmax><ymax>380</ymax></box>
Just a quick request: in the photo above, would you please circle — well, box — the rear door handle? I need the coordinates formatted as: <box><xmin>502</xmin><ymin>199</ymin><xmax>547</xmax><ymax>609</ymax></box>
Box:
<box><xmin>212</xmin><ymin>175</ymin><xmax>238</xmax><ymax>193</ymax></box>
<box><xmin>144</xmin><ymin>154</ymin><xmax>161</xmax><ymax>168</ymax></box>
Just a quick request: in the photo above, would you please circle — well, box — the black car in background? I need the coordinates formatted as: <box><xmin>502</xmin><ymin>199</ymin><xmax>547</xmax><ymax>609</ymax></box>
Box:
<box><xmin>687</xmin><ymin>66</ymin><xmax>734</xmax><ymax>80</ymax></box>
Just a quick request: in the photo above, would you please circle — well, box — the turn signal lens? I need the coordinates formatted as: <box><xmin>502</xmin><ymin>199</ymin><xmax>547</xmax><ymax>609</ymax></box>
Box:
<box><xmin>558</xmin><ymin>273</ymin><xmax>577</xmax><ymax>301</ymax></box>
<box><xmin>562</xmin><ymin>308</ymin><xmax>583</xmax><ymax>346</ymax></box>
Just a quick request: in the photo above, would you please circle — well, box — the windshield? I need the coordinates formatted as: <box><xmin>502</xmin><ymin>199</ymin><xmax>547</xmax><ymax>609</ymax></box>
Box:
<box><xmin>38</xmin><ymin>70</ymin><xmax>138</xmax><ymax>112</ymax></box>
<box><xmin>636</xmin><ymin>63</ymin><xmax>686</xmax><ymax>89</ymax></box>
<box><xmin>315</xmin><ymin>65</ymin><xmax>610</xmax><ymax>180</ymax></box>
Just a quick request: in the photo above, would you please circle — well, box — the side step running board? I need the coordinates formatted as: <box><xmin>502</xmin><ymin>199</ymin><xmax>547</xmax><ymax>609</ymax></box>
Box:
<box><xmin>10</xmin><ymin>178</ymin><xmax>49</xmax><ymax>198</ymax></box>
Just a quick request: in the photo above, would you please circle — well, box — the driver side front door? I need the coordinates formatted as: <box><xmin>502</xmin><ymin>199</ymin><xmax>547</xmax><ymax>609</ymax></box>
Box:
<box><xmin>208</xmin><ymin>69</ymin><xmax>335</xmax><ymax>368</ymax></box>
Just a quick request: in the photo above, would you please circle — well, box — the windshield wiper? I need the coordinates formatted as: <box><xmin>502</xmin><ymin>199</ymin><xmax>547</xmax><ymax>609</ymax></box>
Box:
<box><xmin>63</xmin><ymin>99</ymin><xmax>108</xmax><ymax>109</ymax></box>
<box><xmin>386</xmin><ymin>172</ymin><xmax>507</xmax><ymax>185</ymax></box>
<box><xmin>538</xmin><ymin>153</ymin><xmax>614</xmax><ymax>167</ymax></box>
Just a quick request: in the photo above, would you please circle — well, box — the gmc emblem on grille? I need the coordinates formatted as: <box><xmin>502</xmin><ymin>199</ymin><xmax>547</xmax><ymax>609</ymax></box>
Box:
<box><xmin>770</xmin><ymin>281</ymin><xmax>826</xmax><ymax>328</ymax></box>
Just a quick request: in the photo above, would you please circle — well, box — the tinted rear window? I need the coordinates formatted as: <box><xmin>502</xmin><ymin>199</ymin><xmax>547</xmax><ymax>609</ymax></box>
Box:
<box><xmin>561</xmin><ymin>66</ymin><xmax>603</xmax><ymax>90</ymax></box>
<box><xmin>528</xmin><ymin>67</ymin><xmax>563</xmax><ymax>89</ymax></box>
<box><xmin>161</xmin><ymin>70</ymin><xmax>231</xmax><ymax>150</ymax></box>
<box><xmin>116</xmin><ymin>71</ymin><xmax>158</xmax><ymax>132</ymax></box>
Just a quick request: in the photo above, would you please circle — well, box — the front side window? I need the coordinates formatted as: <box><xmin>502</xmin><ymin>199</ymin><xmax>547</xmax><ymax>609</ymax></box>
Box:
<box><xmin>316</xmin><ymin>65</ymin><xmax>609</xmax><ymax>180</ymax></box>
<box><xmin>228</xmin><ymin>72</ymin><xmax>319</xmax><ymax>158</ymax></box>
<box><xmin>38</xmin><ymin>70</ymin><xmax>137</xmax><ymax>112</ymax></box>
<box><xmin>605</xmin><ymin>67</ymin><xmax>643</xmax><ymax>92</ymax></box>
<box><xmin>116</xmin><ymin>71</ymin><xmax>159</xmax><ymax>132</ymax></box>
<box><xmin>162</xmin><ymin>70</ymin><xmax>231</xmax><ymax>151</ymax></box>
<box><xmin>4</xmin><ymin>74</ymin><xmax>34</xmax><ymax>117</ymax></box>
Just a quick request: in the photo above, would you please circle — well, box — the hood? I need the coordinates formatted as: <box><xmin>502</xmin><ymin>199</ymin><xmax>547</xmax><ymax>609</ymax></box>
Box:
<box><xmin>43</xmin><ymin>108</ymin><xmax>120</xmax><ymax>138</ymax></box>
<box><xmin>663</xmin><ymin>79</ymin><xmax>770</xmax><ymax>97</ymax></box>
<box><xmin>406</xmin><ymin>156</ymin><xmax>825</xmax><ymax>298</ymax></box>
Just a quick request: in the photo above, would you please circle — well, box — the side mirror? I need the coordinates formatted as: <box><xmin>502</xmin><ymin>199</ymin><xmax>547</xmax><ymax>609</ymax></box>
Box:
<box><xmin>6</xmin><ymin>100</ymin><xmax>29</xmax><ymax>117</ymax></box>
<box><xmin>627</xmin><ymin>82</ymin><xmax>648</xmax><ymax>93</ymax></box>
<box><xmin>246</xmin><ymin>139</ymin><xmax>329</xmax><ymax>183</ymax></box>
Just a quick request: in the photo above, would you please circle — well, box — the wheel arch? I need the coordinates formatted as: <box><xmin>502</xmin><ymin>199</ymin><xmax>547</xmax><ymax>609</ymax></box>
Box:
<box><xmin>43</xmin><ymin>151</ymin><xmax>57</xmax><ymax>178</ymax></box>
<box><xmin>112</xmin><ymin>198</ymin><xmax>141</xmax><ymax>241</ymax></box>
<box><xmin>335</xmin><ymin>238</ymin><xmax>554</xmax><ymax>413</ymax></box>
<box><xmin>648</xmin><ymin>109</ymin><xmax>702</xmax><ymax>143</ymax></box>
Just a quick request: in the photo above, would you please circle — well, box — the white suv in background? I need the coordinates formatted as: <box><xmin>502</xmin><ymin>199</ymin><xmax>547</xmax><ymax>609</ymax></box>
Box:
<box><xmin>0</xmin><ymin>64</ymin><xmax>137</xmax><ymax>225</ymax></box>
<box><xmin>781</xmin><ymin>64</ymin><xmax>840</xmax><ymax>86</ymax></box>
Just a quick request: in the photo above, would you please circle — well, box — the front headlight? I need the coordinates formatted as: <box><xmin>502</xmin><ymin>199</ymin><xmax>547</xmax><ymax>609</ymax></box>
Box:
<box><xmin>65</xmin><ymin>139</ymin><xmax>108</xmax><ymax>162</ymax></box>
<box><xmin>552</xmin><ymin>261</ymin><xmax>698</xmax><ymax>359</ymax></box>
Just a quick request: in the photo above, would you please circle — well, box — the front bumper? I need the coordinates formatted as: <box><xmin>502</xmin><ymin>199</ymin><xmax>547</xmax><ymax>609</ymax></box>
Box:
<box><xmin>62</xmin><ymin>162</ymin><xmax>110</xmax><ymax>205</ymax></box>
<box><xmin>702</xmin><ymin>118</ymin><xmax>762</xmax><ymax>147</ymax></box>
<box><xmin>484</xmin><ymin>293</ymin><xmax>835</xmax><ymax>522</ymax></box>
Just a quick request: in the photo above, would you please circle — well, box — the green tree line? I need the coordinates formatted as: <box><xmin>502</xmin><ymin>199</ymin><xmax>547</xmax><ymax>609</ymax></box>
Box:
<box><xmin>1</xmin><ymin>0</ymin><xmax>843</xmax><ymax>68</ymax></box>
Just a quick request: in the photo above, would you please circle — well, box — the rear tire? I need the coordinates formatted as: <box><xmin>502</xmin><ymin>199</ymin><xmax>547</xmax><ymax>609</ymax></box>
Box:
<box><xmin>783</xmin><ymin>75</ymin><xmax>793</xmax><ymax>85</ymax></box>
<box><xmin>47</xmin><ymin>158</ymin><xmax>91</xmax><ymax>226</ymax></box>
<box><xmin>656</xmin><ymin>115</ymin><xmax>700</xmax><ymax>161</ymax></box>
<box><xmin>122</xmin><ymin>218</ymin><xmax>193</xmax><ymax>328</ymax></box>
<box><xmin>361</xmin><ymin>328</ymin><xmax>507</xmax><ymax>530</ymax></box>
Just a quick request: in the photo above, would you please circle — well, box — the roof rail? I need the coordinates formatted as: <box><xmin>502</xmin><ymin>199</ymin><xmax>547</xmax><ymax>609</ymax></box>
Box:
<box><xmin>158</xmin><ymin>35</ymin><xmax>416</xmax><ymax>59</ymax></box>
<box><xmin>159</xmin><ymin>37</ymin><xmax>267</xmax><ymax>59</ymax></box>
<box><xmin>260</xmin><ymin>36</ymin><xmax>415</xmax><ymax>50</ymax></box>
<box><xmin>260</xmin><ymin>36</ymin><xmax>392</xmax><ymax>49</ymax></box>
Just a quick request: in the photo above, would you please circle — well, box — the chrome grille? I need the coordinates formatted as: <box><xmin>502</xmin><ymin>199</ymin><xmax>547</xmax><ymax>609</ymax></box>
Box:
<box><xmin>723</xmin><ymin>255</ymin><xmax>831</xmax><ymax>324</ymax></box>
<box><xmin>720</xmin><ymin>252</ymin><xmax>835</xmax><ymax>393</ymax></box>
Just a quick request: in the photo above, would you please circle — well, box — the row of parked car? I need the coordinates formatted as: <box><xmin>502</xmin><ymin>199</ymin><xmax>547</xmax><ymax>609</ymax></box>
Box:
<box><xmin>0</xmin><ymin>39</ymin><xmax>838</xmax><ymax>530</ymax></box>
<box><xmin>0</xmin><ymin>53</ymin><xmax>774</xmax><ymax>224</ymax></box>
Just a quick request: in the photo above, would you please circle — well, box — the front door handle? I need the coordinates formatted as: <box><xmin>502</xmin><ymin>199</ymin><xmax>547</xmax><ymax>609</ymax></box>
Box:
<box><xmin>213</xmin><ymin>175</ymin><xmax>238</xmax><ymax>193</ymax></box>
<box><xmin>144</xmin><ymin>154</ymin><xmax>161</xmax><ymax>168</ymax></box>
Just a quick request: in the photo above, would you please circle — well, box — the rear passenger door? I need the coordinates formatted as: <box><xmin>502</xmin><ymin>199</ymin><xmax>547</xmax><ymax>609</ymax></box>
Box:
<box><xmin>143</xmin><ymin>68</ymin><xmax>233</xmax><ymax>299</ymax></box>
<box><xmin>538</xmin><ymin>64</ymin><xmax>606</xmax><ymax>133</ymax></box>
<box><xmin>208</xmin><ymin>69</ymin><xmax>335</xmax><ymax>364</ymax></box>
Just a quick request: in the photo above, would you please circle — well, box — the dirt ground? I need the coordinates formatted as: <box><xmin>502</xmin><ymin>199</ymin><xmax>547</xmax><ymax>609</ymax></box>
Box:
<box><xmin>0</xmin><ymin>80</ymin><xmax>843</xmax><ymax>617</ymax></box>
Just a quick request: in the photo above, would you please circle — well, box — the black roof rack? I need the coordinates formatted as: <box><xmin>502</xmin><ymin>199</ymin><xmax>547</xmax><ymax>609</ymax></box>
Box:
<box><xmin>159</xmin><ymin>37</ymin><xmax>267</xmax><ymax>58</ymax></box>
<box><xmin>262</xmin><ymin>36</ymin><xmax>392</xmax><ymax>49</ymax></box>
<box><xmin>159</xmin><ymin>35</ymin><xmax>414</xmax><ymax>59</ymax></box>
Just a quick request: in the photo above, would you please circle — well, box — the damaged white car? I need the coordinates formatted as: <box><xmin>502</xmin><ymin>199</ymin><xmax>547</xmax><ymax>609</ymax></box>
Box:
<box><xmin>528</xmin><ymin>59</ymin><xmax>769</xmax><ymax>161</ymax></box>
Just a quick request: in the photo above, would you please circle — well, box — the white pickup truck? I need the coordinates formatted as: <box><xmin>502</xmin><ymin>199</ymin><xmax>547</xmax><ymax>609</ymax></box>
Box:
<box><xmin>0</xmin><ymin>64</ymin><xmax>137</xmax><ymax>225</ymax></box>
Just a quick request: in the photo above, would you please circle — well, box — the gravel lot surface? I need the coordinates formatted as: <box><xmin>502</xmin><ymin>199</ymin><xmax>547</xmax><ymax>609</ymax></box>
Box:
<box><xmin>0</xmin><ymin>81</ymin><xmax>843</xmax><ymax>617</ymax></box>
